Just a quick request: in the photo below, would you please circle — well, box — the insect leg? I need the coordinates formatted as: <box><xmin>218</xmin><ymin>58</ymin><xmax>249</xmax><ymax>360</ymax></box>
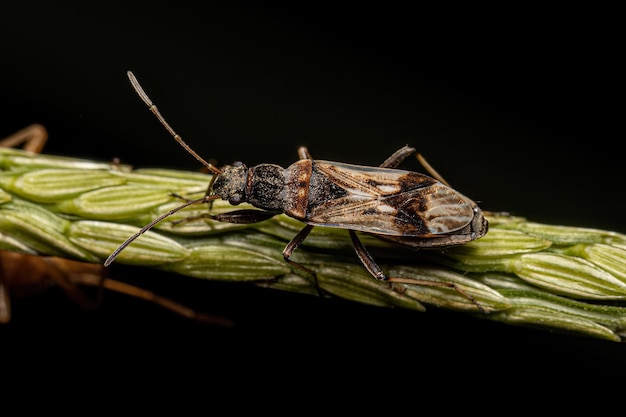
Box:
<box><xmin>349</xmin><ymin>147</ymin><xmax>484</xmax><ymax>311</ymax></box>
<box><xmin>283</xmin><ymin>224</ymin><xmax>316</xmax><ymax>274</ymax></box>
<box><xmin>349</xmin><ymin>231</ymin><xmax>484</xmax><ymax>312</ymax></box>
<box><xmin>379</xmin><ymin>145</ymin><xmax>416</xmax><ymax>168</ymax></box>
<box><xmin>348</xmin><ymin>230</ymin><xmax>386</xmax><ymax>280</ymax></box>
<box><xmin>282</xmin><ymin>224</ymin><xmax>324</xmax><ymax>292</ymax></box>
<box><xmin>167</xmin><ymin>192</ymin><xmax>214</xmax><ymax>225</ymax></box>
<box><xmin>388</xmin><ymin>275</ymin><xmax>484</xmax><ymax>313</ymax></box>
<box><xmin>380</xmin><ymin>146</ymin><xmax>452</xmax><ymax>186</ymax></box>
<box><xmin>415</xmin><ymin>153</ymin><xmax>451</xmax><ymax>187</ymax></box>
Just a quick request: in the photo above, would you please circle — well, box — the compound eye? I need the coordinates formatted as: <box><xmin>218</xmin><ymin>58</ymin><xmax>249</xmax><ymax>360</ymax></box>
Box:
<box><xmin>229</xmin><ymin>195</ymin><xmax>242</xmax><ymax>205</ymax></box>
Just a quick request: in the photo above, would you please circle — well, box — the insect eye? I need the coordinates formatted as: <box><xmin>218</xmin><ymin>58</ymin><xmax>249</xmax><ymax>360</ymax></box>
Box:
<box><xmin>229</xmin><ymin>195</ymin><xmax>242</xmax><ymax>205</ymax></box>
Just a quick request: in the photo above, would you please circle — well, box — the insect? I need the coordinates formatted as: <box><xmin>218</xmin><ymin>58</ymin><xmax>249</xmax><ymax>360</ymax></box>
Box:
<box><xmin>0</xmin><ymin>124</ymin><xmax>233</xmax><ymax>326</ymax></box>
<box><xmin>105</xmin><ymin>71</ymin><xmax>489</xmax><ymax>310</ymax></box>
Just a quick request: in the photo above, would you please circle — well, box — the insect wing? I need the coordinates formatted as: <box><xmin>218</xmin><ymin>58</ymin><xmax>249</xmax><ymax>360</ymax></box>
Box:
<box><xmin>306</xmin><ymin>161</ymin><xmax>476</xmax><ymax>236</ymax></box>
<box><xmin>373</xmin><ymin>210</ymin><xmax>488</xmax><ymax>248</ymax></box>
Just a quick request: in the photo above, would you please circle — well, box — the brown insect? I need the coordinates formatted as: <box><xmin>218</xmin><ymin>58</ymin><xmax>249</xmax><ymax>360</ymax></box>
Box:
<box><xmin>106</xmin><ymin>71</ymin><xmax>489</xmax><ymax>310</ymax></box>
<box><xmin>0</xmin><ymin>124</ymin><xmax>233</xmax><ymax>326</ymax></box>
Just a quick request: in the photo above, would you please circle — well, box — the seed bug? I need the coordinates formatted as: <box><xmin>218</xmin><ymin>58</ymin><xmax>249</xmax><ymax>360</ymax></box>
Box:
<box><xmin>105</xmin><ymin>71</ymin><xmax>489</xmax><ymax>311</ymax></box>
<box><xmin>0</xmin><ymin>125</ymin><xmax>233</xmax><ymax>326</ymax></box>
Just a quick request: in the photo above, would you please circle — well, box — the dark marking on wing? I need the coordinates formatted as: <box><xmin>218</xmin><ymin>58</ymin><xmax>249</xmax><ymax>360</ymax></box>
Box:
<box><xmin>303</xmin><ymin>161</ymin><xmax>475</xmax><ymax>236</ymax></box>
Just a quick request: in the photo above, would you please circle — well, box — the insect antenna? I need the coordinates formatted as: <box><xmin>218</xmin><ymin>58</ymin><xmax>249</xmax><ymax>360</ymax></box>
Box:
<box><xmin>126</xmin><ymin>71</ymin><xmax>222</xmax><ymax>176</ymax></box>
<box><xmin>104</xmin><ymin>195</ymin><xmax>220</xmax><ymax>267</ymax></box>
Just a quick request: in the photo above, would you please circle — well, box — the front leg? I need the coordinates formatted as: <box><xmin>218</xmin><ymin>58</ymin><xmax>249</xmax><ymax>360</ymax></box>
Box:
<box><xmin>282</xmin><ymin>224</ymin><xmax>325</xmax><ymax>294</ymax></box>
<box><xmin>211</xmin><ymin>209</ymin><xmax>277</xmax><ymax>224</ymax></box>
<box><xmin>282</xmin><ymin>224</ymin><xmax>316</xmax><ymax>276</ymax></box>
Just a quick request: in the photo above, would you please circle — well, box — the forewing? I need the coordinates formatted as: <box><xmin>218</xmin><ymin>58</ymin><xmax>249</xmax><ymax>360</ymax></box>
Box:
<box><xmin>306</xmin><ymin>161</ymin><xmax>475</xmax><ymax>236</ymax></box>
<box><xmin>395</xmin><ymin>185</ymin><xmax>476</xmax><ymax>235</ymax></box>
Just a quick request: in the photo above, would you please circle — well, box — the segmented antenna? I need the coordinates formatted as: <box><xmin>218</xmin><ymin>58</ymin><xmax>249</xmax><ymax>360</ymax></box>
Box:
<box><xmin>126</xmin><ymin>71</ymin><xmax>222</xmax><ymax>175</ymax></box>
<box><xmin>103</xmin><ymin>195</ymin><xmax>219</xmax><ymax>267</ymax></box>
<box><xmin>105</xmin><ymin>72</ymin><xmax>228</xmax><ymax>267</ymax></box>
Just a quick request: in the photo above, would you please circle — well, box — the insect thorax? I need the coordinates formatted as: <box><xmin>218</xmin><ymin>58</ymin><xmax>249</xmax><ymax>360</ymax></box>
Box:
<box><xmin>244</xmin><ymin>163</ymin><xmax>288</xmax><ymax>211</ymax></box>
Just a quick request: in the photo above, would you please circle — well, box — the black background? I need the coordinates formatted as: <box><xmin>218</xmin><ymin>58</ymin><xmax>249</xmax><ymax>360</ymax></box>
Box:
<box><xmin>1</xmin><ymin>1</ymin><xmax>624</xmax><ymax>395</ymax></box>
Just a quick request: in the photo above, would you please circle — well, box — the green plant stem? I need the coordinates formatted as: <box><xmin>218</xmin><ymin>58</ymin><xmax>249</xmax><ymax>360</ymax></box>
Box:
<box><xmin>2</xmin><ymin>146</ymin><xmax>626</xmax><ymax>342</ymax></box>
